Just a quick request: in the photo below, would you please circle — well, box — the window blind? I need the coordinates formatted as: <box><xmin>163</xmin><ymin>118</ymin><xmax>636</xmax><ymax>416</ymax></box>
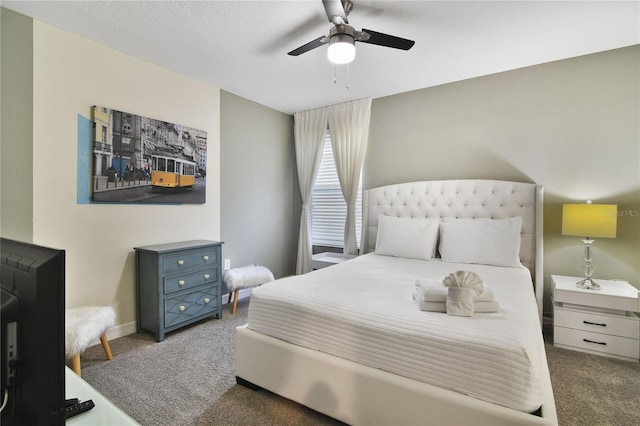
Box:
<box><xmin>310</xmin><ymin>133</ymin><xmax>362</xmax><ymax>248</ymax></box>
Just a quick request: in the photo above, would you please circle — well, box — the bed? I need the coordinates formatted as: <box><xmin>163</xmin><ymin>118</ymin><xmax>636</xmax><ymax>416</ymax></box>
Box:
<box><xmin>235</xmin><ymin>179</ymin><xmax>557</xmax><ymax>425</ymax></box>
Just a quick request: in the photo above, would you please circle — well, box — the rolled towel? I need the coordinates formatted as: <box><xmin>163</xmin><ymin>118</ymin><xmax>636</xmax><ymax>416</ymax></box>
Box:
<box><xmin>446</xmin><ymin>287</ymin><xmax>476</xmax><ymax>316</ymax></box>
<box><xmin>415</xmin><ymin>279</ymin><xmax>447</xmax><ymax>302</ymax></box>
<box><xmin>415</xmin><ymin>299</ymin><xmax>499</xmax><ymax>313</ymax></box>
<box><xmin>413</xmin><ymin>289</ymin><xmax>444</xmax><ymax>312</ymax></box>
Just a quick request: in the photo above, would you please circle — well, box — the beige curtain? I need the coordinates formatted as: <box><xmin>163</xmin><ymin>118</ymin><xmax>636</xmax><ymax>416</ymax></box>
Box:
<box><xmin>293</xmin><ymin>107</ymin><xmax>330</xmax><ymax>274</ymax></box>
<box><xmin>327</xmin><ymin>98</ymin><xmax>372</xmax><ymax>255</ymax></box>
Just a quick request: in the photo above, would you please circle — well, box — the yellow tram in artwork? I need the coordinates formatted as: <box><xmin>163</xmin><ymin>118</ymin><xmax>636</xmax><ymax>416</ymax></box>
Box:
<box><xmin>151</xmin><ymin>151</ymin><xmax>196</xmax><ymax>189</ymax></box>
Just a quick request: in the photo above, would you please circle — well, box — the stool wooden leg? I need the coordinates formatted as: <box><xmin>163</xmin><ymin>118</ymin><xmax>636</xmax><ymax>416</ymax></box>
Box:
<box><xmin>71</xmin><ymin>354</ymin><xmax>81</xmax><ymax>376</ymax></box>
<box><xmin>228</xmin><ymin>291</ymin><xmax>233</xmax><ymax>304</ymax></box>
<box><xmin>232</xmin><ymin>289</ymin><xmax>240</xmax><ymax>315</ymax></box>
<box><xmin>100</xmin><ymin>333</ymin><xmax>113</xmax><ymax>361</ymax></box>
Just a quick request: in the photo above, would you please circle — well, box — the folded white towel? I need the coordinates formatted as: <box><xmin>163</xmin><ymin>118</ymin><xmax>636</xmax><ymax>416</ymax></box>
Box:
<box><xmin>471</xmin><ymin>287</ymin><xmax>494</xmax><ymax>302</ymax></box>
<box><xmin>416</xmin><ymin>279</ymin><xmax>495</xmax><ymax>303</ymax></box>
<box><xmin>415</xmin><ymin>279</ymin><xmax>447</xmax><ymax>302</ymax></box>
<box><xmin>414</xmin><ymin>299</ymin><xmax>500</xmax><ymax>313</ymax></box>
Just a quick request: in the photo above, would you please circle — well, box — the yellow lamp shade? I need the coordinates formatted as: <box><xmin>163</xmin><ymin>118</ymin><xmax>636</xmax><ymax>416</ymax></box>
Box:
<box><xmin>562</xmin><ymin>203</ymin><xmax>617</xmax><ymax>238</ymax></box>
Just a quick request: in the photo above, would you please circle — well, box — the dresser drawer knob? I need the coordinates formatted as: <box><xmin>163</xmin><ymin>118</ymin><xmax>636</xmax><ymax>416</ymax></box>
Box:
<box><xmin>177</xmin><ymin>260</ymin><xmax>184</xmax><ymax>266</ymax></box>
<box><xmin>583</xmin><ymin>320</ymin><xmax>606</xmax><ymax>327</ymax></box>
<box><xmin>204</xmin><ymin>274</ymin><xmax>210</xmax><ymax>279</ymax></box>
<box><xmin>203</xmin><ymin>255</ymin><xmax>209</xmax><ymax>261</ymax></box>
<box><xmin>178</xmin><ymin>280</ymin><xmax>185</xmax><ymax>286</ymax></box>
<box><xmin>179</xmin><ymin>305</ymin><xmax>186</xmax><ymax>312</ymax></box>
<box><xmin>583</xmin><ymin>338</ymin><xmax>606</xmax><ymax>346</ymax></box>
<box><xmin>204</xmin><ymin>298</ymin><xmax>210</xmax><ymax>304</ymax></box>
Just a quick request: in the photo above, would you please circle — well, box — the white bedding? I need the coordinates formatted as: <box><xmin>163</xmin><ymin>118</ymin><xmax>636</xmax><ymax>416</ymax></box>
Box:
<box><xmin>247</xmin><ymin>253</ymin><xmax>544</xmax><ymax>413</ymax></box>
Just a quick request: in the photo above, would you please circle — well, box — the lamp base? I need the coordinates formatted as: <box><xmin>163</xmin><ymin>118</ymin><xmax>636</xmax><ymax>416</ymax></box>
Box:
<box><xmin>576</xmin><ymin>278</ymin><xmax>600</xmax><ymax>290</ymax></box>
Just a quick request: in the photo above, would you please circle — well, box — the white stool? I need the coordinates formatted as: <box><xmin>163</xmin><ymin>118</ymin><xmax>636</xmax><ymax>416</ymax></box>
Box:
<box><xmin>223</xmin><ymin>265</ymin><xmax>274</xmax><ymax>314</ymax></box>
<box><xmin>65</xmin><ymin>306</ymin><xmax>115</xmax><ymax>376</ymax></box>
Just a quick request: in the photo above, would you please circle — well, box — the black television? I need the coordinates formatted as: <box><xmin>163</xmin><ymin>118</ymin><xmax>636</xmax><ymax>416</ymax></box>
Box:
<box><xmin>1</xmin><ymin>238</ymin><xmax>66</xmax><ymax>425</ymax></box>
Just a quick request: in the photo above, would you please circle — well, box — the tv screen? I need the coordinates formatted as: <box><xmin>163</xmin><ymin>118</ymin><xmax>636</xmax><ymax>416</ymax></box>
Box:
<box><xmin>1</xmin><ymin>238</ymin><xmax>65</xmax><ymax>425</ymax></box>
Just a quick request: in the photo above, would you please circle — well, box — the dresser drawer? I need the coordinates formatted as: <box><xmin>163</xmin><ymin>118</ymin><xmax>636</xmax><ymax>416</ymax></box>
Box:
<box><xmin>554</xmin><ymin>308</ymin><xmax>639</xmax><ymax>339</ymax></box>
<box><xmin>165</xmin><ymin>286</ymin><xmax>220</xmax><ymax>328</ymax></box>
<box><xmin>163</xmin><ymin>248</ymin><xmax>218</xmax><ymax>273</ymax></box>
<box><xmin>554</xmin><ymin>326</ymin><xmax>639</xmax><ymax>360</ymax></box>
<box><xmin>164</xmin><ymin>268</ymin><xmax>219</xmax><ymax>295</ymax></box>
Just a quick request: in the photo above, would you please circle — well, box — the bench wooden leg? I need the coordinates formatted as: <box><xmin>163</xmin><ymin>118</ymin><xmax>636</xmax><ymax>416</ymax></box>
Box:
<box><xmin>100</xmin><ymin>332</ymin><xmax>113</xmax><ymax>361</ymax></box>
<box><xmin>232</xmin><ymin>289</ymin><xmax>240</xmax><ymax>315</ymax></box>
<box><xmin>71</xmin><ymin>353</ymin><xmax>81</xmax><ymax>376</ymax></box>
<box><xmin>228</xmin><ymin>291</ymin><xmax>233</xmax><ymax>304</ymax></box>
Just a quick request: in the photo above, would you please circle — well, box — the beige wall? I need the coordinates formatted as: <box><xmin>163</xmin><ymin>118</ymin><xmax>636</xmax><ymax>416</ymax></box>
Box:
<box><xmin>2</xmin><ymin>12</ymin><xmax>221</xmax><ymax>336</ymax></box>
<box><xmin>366</xmin><ymin>46</ymin><xmax>640</xmax><ymax>316</ymax></box>
<box><xmin>1</xmin><ymin>8</ymin><xmax>33</xmax><ymax>241</ymax></box>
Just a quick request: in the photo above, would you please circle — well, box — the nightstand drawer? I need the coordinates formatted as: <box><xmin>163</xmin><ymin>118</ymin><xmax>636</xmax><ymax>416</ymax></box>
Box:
<box><xmin>554</xmin><ymin>308</ymin><xmax>639</xmax><ymax>339</ymax></box>
<box><xmin>554</xmin><ymin>326</ymin><xmax>639</xmax><ymax>360</ymax></box>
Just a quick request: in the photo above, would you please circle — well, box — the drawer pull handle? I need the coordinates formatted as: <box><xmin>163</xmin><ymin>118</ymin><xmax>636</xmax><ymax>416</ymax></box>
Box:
<box><xmin>179</xmin><ymin>305</ymin><xmax>186</xmax><ymax>312</ymax></box>
<box><xmin>203</xmin><ymin>255</ymin><xmax>209</xmax><ymax>261</ymax></box>
<box><xmin>204</xmin><ymin>274</ymin><xmax>210</xmax><ymax>279</ymax></box>
<box><xmin>583</xmin><ymin>320</ymin><xmax>606</xmax><ymax>327</ymax></box>
<box><xmin>204</xmin><ymin>298</ymin><xmax>210</xmax><ymax>303</ymax></box>
<box><xmin>178</xmin><ymin>260</ymin><xmax>184</xmax><ymax>266</ymax></box>
<box><xmin>583</xmin><ymin>338</ymin><xmax>606</xmax><ymax>346</ymax></box>
<box><xmin>178</xmin><ymin>280</ymin><xmax>185</xmax><ymax>286</ymax></box>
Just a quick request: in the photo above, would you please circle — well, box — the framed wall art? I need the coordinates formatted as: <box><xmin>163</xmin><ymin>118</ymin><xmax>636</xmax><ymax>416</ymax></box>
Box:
<box><xmin>91</xmin><ymin>106</ymin><xmax>207</xmax><ymax>203</ymax></box>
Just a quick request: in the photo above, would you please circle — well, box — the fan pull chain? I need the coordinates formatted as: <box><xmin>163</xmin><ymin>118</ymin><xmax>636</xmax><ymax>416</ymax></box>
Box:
<box><xmin>345</xmin><ymin>64</ymin><xmax>350</xmax><ymax>90</ymax></box>
<box><xmin>332</xmin><ymin>64</ymin><xmax>351</xmax><ymax>90</ymax></box>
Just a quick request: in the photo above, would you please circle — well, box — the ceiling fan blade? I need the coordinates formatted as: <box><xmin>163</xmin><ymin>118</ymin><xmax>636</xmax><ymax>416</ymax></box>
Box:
<box><xmin>322</xmin><ymin>0</ymin><xmax>348</xmax><ymax>24</ymax></box>
<box><xmin>287</xmin><ymin>36</ymin><xmax>329</xmax><ymax>56</ymax></box>
<box><xmin>358</xmin><ymin>28</ymin><xmax>415</xmax><ymax>50</ymax></box>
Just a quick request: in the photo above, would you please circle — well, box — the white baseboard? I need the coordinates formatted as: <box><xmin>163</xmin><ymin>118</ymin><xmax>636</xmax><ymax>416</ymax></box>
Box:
<box><xmin>87</xmin><ymin>289</ymin><xmax>253</xmax><ymax>347</ymax></box>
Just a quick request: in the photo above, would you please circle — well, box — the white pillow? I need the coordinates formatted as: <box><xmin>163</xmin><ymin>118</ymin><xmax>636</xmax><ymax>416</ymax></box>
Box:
<box><xmin>375</xmin><ymin>215</ymin><xmax>440</xmax><ymax>260</ymax></box>
<box><xmin>439</xmin><ymin>217</ymin><xmax>522</xmax><ymax>267</ymax></box>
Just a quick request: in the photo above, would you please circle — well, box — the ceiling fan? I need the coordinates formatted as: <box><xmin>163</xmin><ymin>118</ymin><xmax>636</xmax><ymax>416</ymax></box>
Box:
<box><xmin>287</xmin><ymin>0</ymin><xmax>415</xmax><ymax>65</ymax></box>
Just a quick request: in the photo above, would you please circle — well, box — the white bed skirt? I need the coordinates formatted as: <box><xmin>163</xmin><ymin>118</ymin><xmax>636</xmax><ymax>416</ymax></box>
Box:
<box><xmin>235</xmin><ymin>324</ymin><xmax>558</xmax><ymax>426</ymax></box>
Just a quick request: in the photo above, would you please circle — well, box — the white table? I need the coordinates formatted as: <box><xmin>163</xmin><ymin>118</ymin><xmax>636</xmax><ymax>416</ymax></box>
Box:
<box><xmin>552</xmin><ymin>275</ymin><xmax>640</xmax><ymax>362</ymax></box>
<box><xmin>66</xmin><ymin>367</ymin><xmax>139</xmax><ymax>425</ymax></box>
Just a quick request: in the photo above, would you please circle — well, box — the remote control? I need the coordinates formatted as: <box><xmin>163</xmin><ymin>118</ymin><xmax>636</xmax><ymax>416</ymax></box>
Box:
<box><xmin>65</xmin><ymin>399</ymin><xmax>95</xmax><ymax>419</ymax></box>
<box><xmin>65</xmin><ymin>398</ymin><xmax>79</xmax><ymax>407</ymax></box>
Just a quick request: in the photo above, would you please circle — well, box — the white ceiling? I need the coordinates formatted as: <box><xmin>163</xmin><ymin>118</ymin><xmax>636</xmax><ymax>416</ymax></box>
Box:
<box><xmin>3</xmin><ymin>1</ymin><xmax>639</xmax><ymax>115</ymax></box>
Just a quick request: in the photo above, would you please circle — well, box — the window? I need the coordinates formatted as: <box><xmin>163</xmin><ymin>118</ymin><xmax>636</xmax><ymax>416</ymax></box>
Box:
<box><xmin>310</xmin><ymin>132</ymin><xmax>362</xmax><ymax>248</ymax></box>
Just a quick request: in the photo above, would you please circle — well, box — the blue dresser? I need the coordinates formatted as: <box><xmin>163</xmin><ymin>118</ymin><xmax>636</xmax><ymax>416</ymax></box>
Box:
<box><xmin>134</xmin><ymin>240</ymin><xmax>223</xmax><ymax>342</ymax></box>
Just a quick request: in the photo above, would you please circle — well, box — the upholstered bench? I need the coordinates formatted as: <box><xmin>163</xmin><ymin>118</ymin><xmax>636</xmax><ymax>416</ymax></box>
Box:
<box><xmin>65</xmin><ymin>306</ymin><xmax>115</xmax><ymax>376</ymax></box>
<box><xmin>223</xmin><ymin>265</ymin><xmax>274</xmax><ymax>314</ymax></box>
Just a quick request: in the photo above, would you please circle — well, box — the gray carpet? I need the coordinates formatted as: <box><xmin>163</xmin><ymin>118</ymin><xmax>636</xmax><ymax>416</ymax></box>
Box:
<box><xmin>78</xmin><ymin>299</ymin><xmax>640</xmax><ymax>425</ymax></box>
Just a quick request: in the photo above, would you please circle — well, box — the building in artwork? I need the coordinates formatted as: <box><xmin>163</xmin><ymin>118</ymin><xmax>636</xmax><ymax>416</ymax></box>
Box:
<box><xmin>91</xmin><ymin>106</ymin><xmax>113</xmax><ymax>177</ymax></box>
<box><xmin>92</xmin><ymin>106</ymin><xmax>208</xmax><ymax>179</ymax></box>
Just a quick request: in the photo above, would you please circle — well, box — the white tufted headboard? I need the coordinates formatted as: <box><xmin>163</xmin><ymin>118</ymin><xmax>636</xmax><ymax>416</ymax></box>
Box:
<box><xmin>361</xmin><ymin>180</ymin><xmax>544</xmax><ymax>322</ymax></box>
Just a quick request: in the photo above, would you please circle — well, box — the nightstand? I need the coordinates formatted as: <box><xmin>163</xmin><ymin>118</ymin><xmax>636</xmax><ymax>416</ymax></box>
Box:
<box><xmin>552</xmin><ymin>274</ymin><xmax>639</xmax><ymax>362</ymax></box>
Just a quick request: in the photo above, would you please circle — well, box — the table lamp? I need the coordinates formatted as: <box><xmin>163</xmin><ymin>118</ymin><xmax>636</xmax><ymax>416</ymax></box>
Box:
<box><xmin>562</xmin><ymin>201</ymin><xmax>617</xmax><ymax>290</ymax></box>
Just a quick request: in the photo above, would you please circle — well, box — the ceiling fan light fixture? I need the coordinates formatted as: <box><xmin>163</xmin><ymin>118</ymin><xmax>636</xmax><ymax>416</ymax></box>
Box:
<box><xmin>328</xmin><ymin>27</ymin><xmax>356</xmax><ymax>64</ymax></box>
